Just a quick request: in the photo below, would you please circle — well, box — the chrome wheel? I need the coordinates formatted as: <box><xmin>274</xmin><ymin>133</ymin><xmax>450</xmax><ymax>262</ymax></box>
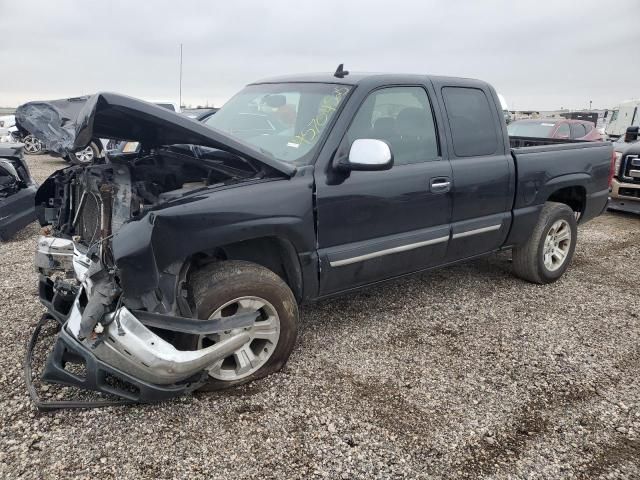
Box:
<box><xmin>74</xmin><ymin>145</ymin><xmax>95</xmax><ymax>163</ymax></box>
<box><xmin>23</xmin><ymin>135</ymin><xmax>43</xmax><ymax>154</ymax></box>
<box><xmin>200</xmin><ymin>296</ymin><xmax>281</xmax><ymax>381</ymax></box>
<box><xmin>543</xmin><ymin>219</ymin><xmax>571</xmax><ymax>271</ymax></box>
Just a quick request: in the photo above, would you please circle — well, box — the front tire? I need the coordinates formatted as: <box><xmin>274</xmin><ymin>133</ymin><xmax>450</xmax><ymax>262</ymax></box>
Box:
<box><xmin>68</xmin><ymin>141</ymin><xmax>100</xmax><ymax>165</ymax></box>
<box><xmin>512</xmin><ymin>202</ymin><xmax>577</xmax><ymax>284</ymax></box>
<box><xmin>178</xmin><ymin>260</ymin><xmax>298</xmax><ymax>391</ymax></box>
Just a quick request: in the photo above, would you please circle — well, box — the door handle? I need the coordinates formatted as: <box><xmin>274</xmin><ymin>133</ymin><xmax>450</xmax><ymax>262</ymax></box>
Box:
<box><xmin>430</xmin><ymin>177</ymin><xmax>451</xmax><ymax>193</ymax></box>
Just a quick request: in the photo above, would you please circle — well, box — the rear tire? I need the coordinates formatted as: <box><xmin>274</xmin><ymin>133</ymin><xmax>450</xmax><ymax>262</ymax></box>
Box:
<box><xmin>177</xmin><ymin>260</ymin><xmax>298</xmax><ymax>391</ymax></box>
<box><xmin>512</xmin><ymin>202</ymin><xmax>577</xmax><ymax>284</ymax></box>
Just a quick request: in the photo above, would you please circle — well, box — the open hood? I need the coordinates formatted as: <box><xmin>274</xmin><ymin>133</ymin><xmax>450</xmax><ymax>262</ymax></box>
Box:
<box><xmin>15</xmin><ymin>92</ymin><xmax>295</xmax><ymax>176</ymax></box>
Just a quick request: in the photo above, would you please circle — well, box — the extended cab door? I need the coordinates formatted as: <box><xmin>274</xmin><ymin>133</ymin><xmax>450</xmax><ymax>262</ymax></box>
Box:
<box><xmin>434</xmin><ymin>82</ymin><xmax>514</xmax><ymax>261</ymax></box>
<box><xmin>315</xmin><ymin>84</ymin><xmax>452</xmax><ymax>295</ymax></box>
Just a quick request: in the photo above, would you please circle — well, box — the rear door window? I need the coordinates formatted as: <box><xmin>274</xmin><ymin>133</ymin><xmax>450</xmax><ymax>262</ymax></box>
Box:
<box><xmin>507</xmin><ymin>121</ymin><xmax>556</xmax><ymax>137</ymax></box>
<box><xmin>555</xmin><ymin>123</ymin><xmax>570</xmax><ymax>138</ymax></box>
<box><xmin>570</xmin><ymin>123</ymin><xmax>586</xmax><ymax>139</ymax></box>
<box><xmin>442</xmin><ymin>87</ymin><xmax>498</xmax><ymax>157</ymax></box>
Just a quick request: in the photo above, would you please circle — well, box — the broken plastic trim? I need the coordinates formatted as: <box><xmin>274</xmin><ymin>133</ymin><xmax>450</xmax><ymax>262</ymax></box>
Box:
<box><xmin>25</xmin><ymin>314</ymin><xmax>134</xmax><ymax>410</ymax></box>
<box><xmin>132</xmin><ymin>309</ymin><xmax>259</xmax><ymax>335</ymax></box>
<box><xmin>26</xmin><ymin>314</ymin><xmax>211</xmax><ymax>410</ymax></box>
<box><xmin>90</xmin><ymin>306</ymin><xmax>251</xmax><ymax>385</ymax></box>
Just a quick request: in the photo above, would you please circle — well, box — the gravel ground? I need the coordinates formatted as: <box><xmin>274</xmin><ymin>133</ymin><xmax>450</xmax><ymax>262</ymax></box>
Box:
<box><xmin>1</xmin><ymin>154</ymin><xmax>639</xmax><ymax>479</ymax></box>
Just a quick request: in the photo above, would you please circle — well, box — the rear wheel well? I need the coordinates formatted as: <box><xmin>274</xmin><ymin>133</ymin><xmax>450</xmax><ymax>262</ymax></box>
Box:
<box><xmin>189</xmin><ymin>237</ymin><xmax>303</xmax><ymax>302</ymax></box>
<box><xmin>547</xmin><ymin>186</ymin><xmax>586</xmax><ymax>220</ymax></box>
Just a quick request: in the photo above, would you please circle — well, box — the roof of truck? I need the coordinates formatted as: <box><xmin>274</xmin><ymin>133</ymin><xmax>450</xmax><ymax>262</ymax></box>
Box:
<box><xmin>250</xmin><ymin>72</ymin><xmax>489</xmax><ymax>87</ymax></box>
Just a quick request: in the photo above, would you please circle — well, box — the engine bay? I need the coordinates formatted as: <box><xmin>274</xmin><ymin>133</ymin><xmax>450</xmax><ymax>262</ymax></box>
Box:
<box><xmin>38</xmin><ymin>145</ymin><xmax>264</xmax><ymax>244</ymax></box>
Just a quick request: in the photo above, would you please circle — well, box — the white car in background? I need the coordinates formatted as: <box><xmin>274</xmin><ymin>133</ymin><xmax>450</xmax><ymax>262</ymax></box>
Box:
<box><xmin>606</xmin><ymin>99</ymin><xmax>639</xmax><ymax>139</ymax></box>
<box><xmin>0</xmin><ymin>115</ymin><xmax>17</xmax><ymax>144</ymax></box>
<box><xmin>0</xmin><ymin>114</ymin><xmax>15</xmax><ymax>129</ymax></box>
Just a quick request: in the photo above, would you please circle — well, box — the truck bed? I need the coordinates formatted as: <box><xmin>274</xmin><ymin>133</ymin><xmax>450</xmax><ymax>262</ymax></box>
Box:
<box><xmin>505</xmin><ymin>137</ymin><xmax>612</xmax><ymax>247</ymax></box>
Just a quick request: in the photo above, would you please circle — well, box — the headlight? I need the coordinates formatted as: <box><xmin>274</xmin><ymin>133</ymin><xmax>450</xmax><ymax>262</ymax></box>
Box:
<box><xmin>614</xmin><ymin>151</ymin><xmax>622</xmax><ymax>175</ymax></box>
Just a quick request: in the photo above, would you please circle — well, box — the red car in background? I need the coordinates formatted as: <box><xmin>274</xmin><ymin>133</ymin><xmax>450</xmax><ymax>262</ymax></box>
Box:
<box><xmin>507</xmin><ymin>118</ymin><xmax>603</xmax><ymax>141</ymax></box>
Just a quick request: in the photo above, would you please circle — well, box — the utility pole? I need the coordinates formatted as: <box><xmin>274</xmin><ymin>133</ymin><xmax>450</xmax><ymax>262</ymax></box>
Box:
<box><xmin>179</xmin><ymin>44</ymin><xmax>183</xmax><ymax>109</ymax></box>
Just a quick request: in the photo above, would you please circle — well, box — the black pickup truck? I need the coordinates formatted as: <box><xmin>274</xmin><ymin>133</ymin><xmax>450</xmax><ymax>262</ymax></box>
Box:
<box><xmin>20</xmin><ymin>71</ymin><xmax>613</xmax><ymax>404</ymax></box>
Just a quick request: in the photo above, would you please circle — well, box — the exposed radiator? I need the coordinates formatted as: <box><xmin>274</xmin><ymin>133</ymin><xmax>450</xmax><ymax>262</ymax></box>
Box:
<box><xmin>72</xmin><ymin>183</ymin><xmax>113</xmax><ymax>246</ymax></box>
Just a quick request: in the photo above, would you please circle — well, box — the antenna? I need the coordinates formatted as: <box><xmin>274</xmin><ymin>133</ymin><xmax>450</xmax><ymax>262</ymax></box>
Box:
<box><xmin>179</xmin><ymin>44</ymin><xmax>183</xmax><ymax>109</ymax></box>
<box><xmin>334</xmin><ymin>63</ymin><xmax>349</xmax><ymax>78</ymax></box>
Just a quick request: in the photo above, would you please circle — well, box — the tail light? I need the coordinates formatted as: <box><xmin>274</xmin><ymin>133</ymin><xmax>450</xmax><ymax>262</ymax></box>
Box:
<box><xmin>609</xmin><ymin>150</ymin><xmax>618</xmax><ymax>187</ymax></box>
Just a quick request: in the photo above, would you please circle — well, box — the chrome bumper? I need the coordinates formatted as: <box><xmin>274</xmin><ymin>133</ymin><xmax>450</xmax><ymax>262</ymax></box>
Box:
<box><xmin>64</xmin><ymin>296</ymin><xmax>250</xmax><ymax>385</ymax></box>
<box><xmin>36</xmin><ymin>234</ymin><xmax>251</xmax><ymax>386</ymax></box>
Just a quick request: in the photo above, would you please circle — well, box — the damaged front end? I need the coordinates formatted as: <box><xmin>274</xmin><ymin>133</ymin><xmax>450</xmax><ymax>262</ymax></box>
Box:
<box><xmin>24</xmin><ymin>93</ymin><xmax>290</xmax><ymax>408</ymax></box>
<box><xmin>31</xmin><ymin>153</ymin><xmax>264</xmax><ymax>406</ymax></box>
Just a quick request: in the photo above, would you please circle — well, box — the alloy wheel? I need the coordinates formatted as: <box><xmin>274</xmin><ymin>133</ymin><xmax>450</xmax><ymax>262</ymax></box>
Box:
<box><xmin>543</xmin><ymin>219</ymin><xmax>571</xmax><ymax>271</ymax></box>
<box><xmin>23</xmin><ymin>135</ymin><xmax>43</xmax><ymax>154</ymax></box>
<box><xmin>199</xmin><ymin>296</ymin><xmax>281</xmax><ymax>381</ymax></box>
<box><xmin>74</xmin><ymin>146</ymin><xmax>95</xmax><ymax>163</ymax></box>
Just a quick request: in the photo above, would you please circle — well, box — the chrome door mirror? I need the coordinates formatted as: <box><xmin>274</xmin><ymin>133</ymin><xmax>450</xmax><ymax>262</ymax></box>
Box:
<box><xmin>337</xmin><ymin>139</ymin><xmax>393</xmax><ymax>172</ymax></box>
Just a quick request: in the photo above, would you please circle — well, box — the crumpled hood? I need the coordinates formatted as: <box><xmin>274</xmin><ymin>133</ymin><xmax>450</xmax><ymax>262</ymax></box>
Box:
<box><xmin>15</xmin><ymin>92</ymin><xmax>295</xmax><ymax>176</ymax></box>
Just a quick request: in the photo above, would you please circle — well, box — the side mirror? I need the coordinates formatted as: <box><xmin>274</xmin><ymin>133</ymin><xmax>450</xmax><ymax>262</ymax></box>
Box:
<box><xmin>337</xmin><ymin>139</ymin><xmax>393</xmax><ymax>172</ymax></box>
<box><xmin>624</xmin><ymin>126</ymin><xmax>639</xmax><ymax>143</ymax></box>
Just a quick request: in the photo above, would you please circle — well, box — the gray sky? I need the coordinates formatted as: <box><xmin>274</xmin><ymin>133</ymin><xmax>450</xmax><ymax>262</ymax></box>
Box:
<box><xmin>1</xmin><ymin>0</ymin><xmax>638</xmax><ymax>110</ymax></box>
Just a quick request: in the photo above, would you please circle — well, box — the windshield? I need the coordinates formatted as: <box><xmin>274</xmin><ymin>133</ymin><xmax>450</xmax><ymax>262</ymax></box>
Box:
<box><xmin>507</xmin><ymin>121</ymin><xmax>556</xmax><ymax>137</ymax></box>
<box><xmin>205</xmin><ymin>83</ymin><xmax>351</xmax><ymax>165</ymax></box>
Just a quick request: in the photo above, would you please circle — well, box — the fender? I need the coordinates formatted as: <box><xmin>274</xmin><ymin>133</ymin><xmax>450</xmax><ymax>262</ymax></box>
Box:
<box><xmin>112</xmin><ymin>213</ymin><xmax>314</xmax><ymax>299</ymax></box>
<box><xmin>536</xmin><ymin>172</ymin><xmax>591</xmax><ymax>203</ymax></box>
<box><xmin>505</xmin><ymin>173</ymin><xmax>590</xmax><ymax>247</ymax></box>
<box><xmin>112</xmin><ymin>173</ymin><xmax>317</xmax><ymax>303</ymax></box>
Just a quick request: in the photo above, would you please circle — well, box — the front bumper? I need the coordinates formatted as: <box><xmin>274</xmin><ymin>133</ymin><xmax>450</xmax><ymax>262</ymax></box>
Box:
<box><xmin>608</xmin><ymin>196</ymin><xmax>640</xmax><ymax>215</ymax></box>
<box><xmin>32</xmin><ymin>234</ymin><xmax>255</xmax><ymax>405</ymax></box>
<box><xmin>608</xmin><ymin>178</ymin><xmax>640</xmax><ymax>215</ymax></box>
<box><xmin>36</xmin><ymin>278</ymin><xmax>209</xmax><ymax>403</ymax></box>
<box><xmin>55</xmin><ymin>287</ymin><xmax>251</xmax><ymax>384</ymax></box>
<box><xmin>41</xmin><ymin>318</ymin><xmax>201</xmax><ymax>402</ymax></box>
